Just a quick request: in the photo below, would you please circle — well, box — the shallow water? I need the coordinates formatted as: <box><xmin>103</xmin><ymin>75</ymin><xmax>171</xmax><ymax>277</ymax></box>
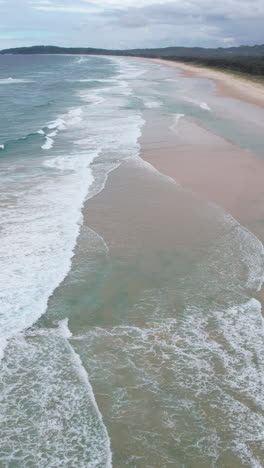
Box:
<box><xmin>0</xmin><ymin>55</ymin><xmax>264</xmax><ymax>467</ymax></box>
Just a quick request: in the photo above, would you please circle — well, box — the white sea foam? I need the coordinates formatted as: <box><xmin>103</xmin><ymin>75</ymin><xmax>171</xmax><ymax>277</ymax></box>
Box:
<box><xmin>41</xmin><ymin>135</ymin><xmax>54</xmax><ymax>150</ymax></box>
<box><xmin>128</xmin><ymin>154</ymin><xmax>177</xmax><ymax>185</ymax></box>
<box><xmin>237</xmin><ymin>224</ymin><xmax>264</xmax><ymax>291</ymax></box>
<box><xmin>0</xmin><ymin>144</ymin><xmax>4</xmax><ymax>150</ymax></box>
<box><xmin>67</xmin><ymin>107</ymin><xmax>83</xmax><ymax>125</ymax></box>
<box><xmin>144</xmin><ymin>99</ymin><xmax>162</xmax><ymax>109</ymax></box>
<box><xmin>47</xmin><ymin>130</ymin><xmax>58</xmax><ymax>138</ymax></box>
<box><xmin>47</xmin><ymin>117</ymin><xmax>66</xmax><ymax>131</ymax></box>
<box><xmin>81</xmin><ymin>92</ymin><xmax>106</xmax><ymax>106</ymax></box>
<box><xmin>85</xmin><ymin>227</ymin><xmax>110</xmax><ymax>255</ymax></box>
<box><xmin>0</xmin><ymin>56</ymin><xmax>145</xmax><ymax>359</ymax></box>
<box><xmin>165</xmin><ymin>78</ymin><xmax>179</xmax><ymax>82</ymax></box>
<box><xmin>169</xmin><ymin>113</ymin><xmax>185</xmax><ymax>134</ymax></box>
<box><xmin>207</xmin><ymin>205</ymin><xmax>264</xmax><ymax>292</ymax></box>
<box><xmin>200</xmin><ymin>102</ymin><xmax>211</xmax><ymax>111</ymax></box>
<box><xmin>0</xmin><ymin>324</ymin><xmax>112</xmax><ymax>466</ymax></box>
<box><xmin>43</xmin><ymin>150</ymin><xmax>98</xmax><ymax>171</ymax></box>
<box><xmin>75</xmin><ymin>56</ymin><xmax>89</xmax><ymax>64</ymax></box>
<box><xmin>0</xmin><ymin>97</ymin><xmax>101</xmax><ymax>355</ymax></box>
<box><xmin>113</xmin><ymin>59</ymin><xmax>147</xmax><ymax>80</ymax></box>
<box><xmin>64</xmin><ymin>324</ymin><xmax>112</xmax><ymax>467</ymax></box>
<box><xmin>75</xmin><ymin>290</ymin><xmax>264</xmax><ymax>466</ymax></box>
<box><xmin>57</xmin><ymin>318</ymin><xmax>73</xmax><ymax>338</ymax></box>
<box><xmin>0</xmin><ymin>77</ymin><xmax>34</xmax><ymax>84</ymax></box>
<box><xmin>0</xmin><ymin>163</ymin><xmax>95</xmax><ymax>358</ymax></box>
<box><xmin>183</xmin><ymin>95</ymin><xmax>211</xmax><ymax>111</ymax></box>
<box><xmin>41</xmin><ymin>109</ymin><xmax>83</xmax><ymax>150</ymax></box>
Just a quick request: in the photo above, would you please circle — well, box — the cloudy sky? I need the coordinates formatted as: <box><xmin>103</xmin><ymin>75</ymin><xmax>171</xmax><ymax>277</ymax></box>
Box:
<box><xmin>0</xmin><ymin>0</ymin><xmax>264</xmax><ymax>50</ymax></box>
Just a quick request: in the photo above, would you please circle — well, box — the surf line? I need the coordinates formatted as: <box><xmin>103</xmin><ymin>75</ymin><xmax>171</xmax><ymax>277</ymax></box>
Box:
<box><xmin>59</xmin><ymin>319</ymin><xmax>113</xmax><ymax>468</ymax></box>
<box><xmin>169</xmin><ymin>113</ymin><xmax>185</xmax><ymax>134</ymax></box>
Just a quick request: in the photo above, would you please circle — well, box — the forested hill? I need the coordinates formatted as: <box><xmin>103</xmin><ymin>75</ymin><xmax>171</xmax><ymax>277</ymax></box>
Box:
<box><xmin>1</xmin><ymin>44</ymin><xmax>264</xmax><ymax>77</ymax></box>
<box><xmin>1</xmin><ymin>44</ymin><xmax>264</xmax><ymax>57</ymax></box>
<box><xmin>0</xmin><ymin>46</ymin><xmax>112</xmax><ymax>55</ymax></box>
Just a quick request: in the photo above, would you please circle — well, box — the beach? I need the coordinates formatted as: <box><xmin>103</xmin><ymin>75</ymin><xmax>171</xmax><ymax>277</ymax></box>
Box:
<box><xmin>151</xmin><ymin>58</ymin><xmax>264</xmax><ymax>107</ymax></box>
<box><xmin>140</xmin><ymin>99</ymin><xmax>264</xmax><ymax>241</ymax></box>
<box><xmin>144</xmin><ymin>60</ymin><xmax>264</xmax><ymax>315</ymax></box>
<box><xmin>77</xmin><ymin>58</ymin><xmax>264</xmax><ymax>466</ymax></box>
<box><xmin>0</xmin><ymin>54</ymin><xmax>264</xmax><ymax>467</ymax></box>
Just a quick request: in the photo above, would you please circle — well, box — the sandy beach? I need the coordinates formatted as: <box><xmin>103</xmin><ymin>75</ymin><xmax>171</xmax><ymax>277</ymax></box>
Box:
<box><xmin>141</xmin><ymin>59</ymin><xmax>264</xmax><ymax>311</ymax></box>
<box><xmin>150</xmin><ymin>58</ymin><xmax>264</xmax><ymax>107</ymax></box>
<box><xmin>118</xmin><ymin>57</ymin><xmax>264</xmax><ymax>241</ymax></box>
<box><xmin>79</xmin><ymin>58</ymin><xmax>264</xmax><ymax>464</ymax></box>
<box><xmin>140</xmin><ymin>110</ymin><xmax>264</xmax><ymax>242</ymax></box>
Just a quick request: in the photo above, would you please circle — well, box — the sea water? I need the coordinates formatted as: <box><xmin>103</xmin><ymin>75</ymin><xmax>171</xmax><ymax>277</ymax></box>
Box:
<box><xmin>0</xmin><ymin>55</ymin><xmax>264</xmax><ymax>467</ymax></box>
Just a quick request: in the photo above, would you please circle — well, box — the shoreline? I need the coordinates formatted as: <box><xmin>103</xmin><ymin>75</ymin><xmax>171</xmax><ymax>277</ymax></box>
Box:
<box><xmin>139</xmin><ymin>112</ymin><xmax>264</xmax><ymax>240</ymax></box>
<box><xmin>147</xmin><ymin>57</ymin><xmax>264</xmax><ymax>108</ymax></box>
<box><xmin>2</xmin><ymin>50</ymin><xmax>264</xmax><ymax>468</ymax></box>
<box><xmin>121</xmin><ymin>54</ymin><xmax>264</xmax><ymax>108</ymax></box>
<box><xmin>125</xmin><ymin>55</ymin><xmax>264</xmax><ymax>243</ymax></box>
<box><xmin>135</xmin><ymin>59</ymin><xmax>264</xmax><ymax>309</ymax></box>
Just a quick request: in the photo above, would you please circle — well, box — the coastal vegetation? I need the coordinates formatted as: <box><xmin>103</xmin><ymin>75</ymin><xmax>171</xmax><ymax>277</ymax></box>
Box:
<box><xmin>161</xmin><ymin>56</ymin><xmax>264</xmax><ymax>77</ymax></box>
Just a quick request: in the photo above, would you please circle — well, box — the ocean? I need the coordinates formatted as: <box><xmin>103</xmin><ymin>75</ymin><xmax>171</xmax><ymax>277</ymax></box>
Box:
<box><xmin>0</xmin><ymin>54</ymin><xmax>264</xmax><ymax>467</ymax></box>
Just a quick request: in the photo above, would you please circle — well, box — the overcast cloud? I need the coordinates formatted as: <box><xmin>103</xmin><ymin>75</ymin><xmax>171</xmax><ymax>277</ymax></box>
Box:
<box><xmin>0</xmin><ymin>0</ymin><xmax>263</xmax><ymax>50</ymax></box>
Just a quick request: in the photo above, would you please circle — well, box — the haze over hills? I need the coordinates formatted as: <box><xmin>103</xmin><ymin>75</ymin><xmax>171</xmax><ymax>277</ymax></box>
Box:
<box><xmin>1</xmin><ymin>44</ymin><xmax>264</xmax><ymax>76</ymax></box>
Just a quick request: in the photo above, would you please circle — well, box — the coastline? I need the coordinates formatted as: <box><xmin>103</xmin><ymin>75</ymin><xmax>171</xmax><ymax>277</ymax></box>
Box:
<box><xmin>2</xmin><ymin>52</ymin><xmax>264</xmax><ymax>468</ymax></box>
<box><xmin>136</xmin><ymin>57</ymin><xmax>264</xmax><ymax>310</ymax></box>
<box><xmin>139</xmin><ymin>111</ymin><xmax>264</xmax><ymax>240</ymax></box>
<box><xmin>146</xmin><ymin>57</ymin><xmax>264</xmax><ymax>108</ymax></box>
<box><xmin>118</xmin><ymin>55</ymin><xmax>264</xmax><ymax>239</ymax></box>
<box><xmin>79</xmin><ymin>58</ymin><xmax>264</xmax><ymax>460</ymax></box>
<box><xmin>80</xmin><ymin>55</ymin><xmax>264</xmax><ymax>317</ymax></box>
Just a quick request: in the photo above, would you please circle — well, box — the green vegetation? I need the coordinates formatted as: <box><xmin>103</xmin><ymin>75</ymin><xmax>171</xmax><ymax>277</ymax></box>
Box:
<box><xmin>162</xmin><ymin>56</ymin><xmax>264</xmax><ymax>77</ymax></box>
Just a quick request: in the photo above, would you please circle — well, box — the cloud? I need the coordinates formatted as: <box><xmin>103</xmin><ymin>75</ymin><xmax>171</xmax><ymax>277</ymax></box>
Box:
<box><xmin>30</xmin><ymin>0</ymin><xmax>101</xmax><ymax>13</ymax></box>
<box><xmin>33</xmin><ymin>6</ymin><xmax>100</xmax><ymax>13</ymax></box>
<box><xmin>100</xmin><ymin>0</ymin><xmax>264</xmax><ymax>47</ymax></box>
<box><xmin>105</xmin><ymin>0</ymin><xmax>264</xmax><ymax>28</ymax></box>
<box><xmin>0</xmin><ymin>0</ymin><xmax>263</xmax><ymax>50</ymax></box>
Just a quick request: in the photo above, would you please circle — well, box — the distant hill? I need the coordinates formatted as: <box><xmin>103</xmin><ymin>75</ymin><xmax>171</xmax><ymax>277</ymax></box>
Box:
<box><xmin>1</xmin><ymin>44</ymin><xmax>264</xmax><ymax>57</ymax></box>
<box><xmin>0</xmin><ymin>45</ymin><xmax>113</xmax><ymax>55</ymax></box>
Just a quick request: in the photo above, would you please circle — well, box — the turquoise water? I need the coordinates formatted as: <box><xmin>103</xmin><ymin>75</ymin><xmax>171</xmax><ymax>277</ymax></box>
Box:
<box><xmin>0</xmin><ymin>55</ymin><xmax>264</xmax><ymax>467</ymax></box>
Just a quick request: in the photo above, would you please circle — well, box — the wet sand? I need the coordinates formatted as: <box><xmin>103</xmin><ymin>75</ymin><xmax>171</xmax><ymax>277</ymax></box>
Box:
<box><xmin>119</xmin><ymin>57</ymin><xmax>264</xmax><ymax>243</ymax></box>
<box><xmin>80</xmin><ymin>152</ymin><xmax>261</xmax><ymax>468</ymax></box>
<box><xmin>83</xmin><ymin>84</ymin><xmax>264</xmax><ymax>326</ymax></box>
<box><xmin>150</xmin><ymin>58</ymin><xmax>264</xmax><ymax>108</ymax></box>
<box><xmin>140</xmin><ymin>112</ymin><xmax>264</xmax><ymax>244</ymax></box>
<box><xmin>74</xmin><ymin>60</ymin><xmax>264</xmax><ymax>466</ymax></box>
<box><xmin>79</xmin><ymin>113</ymin><xmax>264</xmax><ymax>466</ymax></box>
